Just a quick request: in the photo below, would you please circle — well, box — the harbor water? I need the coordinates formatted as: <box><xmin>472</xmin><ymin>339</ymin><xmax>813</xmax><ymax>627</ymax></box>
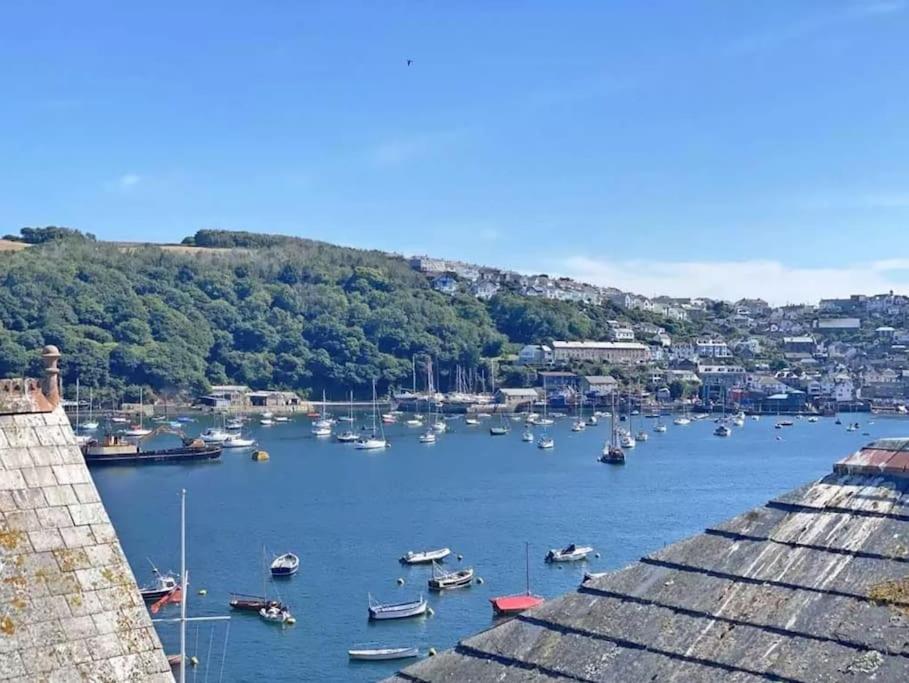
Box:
<box><xmin>90</xmin><ymin>413</ymin><xmax>905</xmax><ymax>682</ymax></box>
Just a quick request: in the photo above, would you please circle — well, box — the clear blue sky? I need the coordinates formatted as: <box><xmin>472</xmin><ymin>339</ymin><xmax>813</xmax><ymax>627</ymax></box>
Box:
<box><xmin>2</xmin><ymin>1</ymin><xmax>908</xmax><ymax>302</ymax></box>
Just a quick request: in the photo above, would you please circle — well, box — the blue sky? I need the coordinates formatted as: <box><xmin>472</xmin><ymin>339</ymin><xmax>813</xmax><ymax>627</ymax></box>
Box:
<box><xmin>2</xmin><ymin>0</ymin><xmax>909</xmax><ymax>303</ymax></box>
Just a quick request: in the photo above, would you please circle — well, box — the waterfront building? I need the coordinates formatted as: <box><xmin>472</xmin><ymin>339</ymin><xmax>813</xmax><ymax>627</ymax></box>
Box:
<box><xmin>516</xmin><ymin>344</ymin><xmax>553</xmax><ymax>366</ymax></box>
<box><xmin>551</xmin><ymin>340</ymin><xmax>650</xmax><ymax>364</ymax></box>
<box><xmin>538</xmin><ymin>371</ymin><xmax>579</xmax><ymax>391</ymax></box>
<box><xmin>579</xmin><ymin>375</ymin><xmax>619</xmax><ymax>396</ymax></box>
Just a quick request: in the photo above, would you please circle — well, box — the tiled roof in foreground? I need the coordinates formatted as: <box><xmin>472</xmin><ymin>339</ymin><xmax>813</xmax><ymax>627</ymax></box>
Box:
<box><xmin>1</xmin><ymin>348</ymin><xmax>172</xmax><ymax>681</ymax></box>
<box><xmin>389</xmin><ymin>440</ymin><xmax>909</xmax><ymax>682</ymax></box>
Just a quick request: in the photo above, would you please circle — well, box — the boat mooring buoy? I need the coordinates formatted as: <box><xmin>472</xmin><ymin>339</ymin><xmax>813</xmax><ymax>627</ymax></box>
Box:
<box><xmin>594</xmin><ymin>553</ymin><xmax>600</xmax><ymax>559</ymax></box>
<box><xmin>476</xmin><ymin>577</ymin><xmax>484</xmax><ymax>584</ymax></box>
<box><xmin>397</xmin><ymin>577</ymin><xmax>405</xmax><ymax>585</ymax></box>
<box><xmin>427</xmin><ymin>607</ymin><xmax>434</xmax><ymax>616</ymax></box>
<box><xmin>286</xmin><ymin>616</ymin><xmax>296</xmax><ymax>625</ymax></box>
<box><xmin>190</xmin><ymin>656</ymin><xmax>199</xmax><ymax>667</ymax></box>
<box><xmin>457</xmin><ymin>554</ymin><xmax>463</xmax><ymax>561</ymax></box>
<box><xmin>428</xmin><ymin>648</ymin><xmax>437</xmax><ymax>657</ymax></box>
<box><xmin>198</xmin><ymin>588</ymin><xmax>207</xmax><ymax>596</ymax></box>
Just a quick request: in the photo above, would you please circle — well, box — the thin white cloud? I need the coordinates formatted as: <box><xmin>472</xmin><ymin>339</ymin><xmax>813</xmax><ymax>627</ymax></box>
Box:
<box><xmin>559</xmin><ymin>256</ymin><xmax>909</xmax><ymax>306</ymax></box>
<box><xmin>368</xmin><ymin>129</ymin><xmax>466</xmax><ymax>167</ymax></box>
<box><xmin>119</xmin><ymin>173</ymin><xmax>140</xmax><ymax>188</ymax></box>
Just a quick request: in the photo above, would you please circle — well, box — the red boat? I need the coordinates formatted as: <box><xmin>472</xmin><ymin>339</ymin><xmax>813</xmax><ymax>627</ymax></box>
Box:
<box><xmin>490</xmin><ymin>542</ymin><xmax>544</xmax><ymax>616</ymax></box>
<box><xmin>490</xmin><ymin>594</ymin><xmax>544</xmax><ymax>616</ymax></box>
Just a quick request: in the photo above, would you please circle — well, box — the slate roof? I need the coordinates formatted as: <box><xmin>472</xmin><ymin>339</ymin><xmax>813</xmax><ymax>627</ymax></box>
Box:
<box><xmin>388</xmin><ymin>441</ymin><xmax>909</xmax><ymax>683</ymax></box>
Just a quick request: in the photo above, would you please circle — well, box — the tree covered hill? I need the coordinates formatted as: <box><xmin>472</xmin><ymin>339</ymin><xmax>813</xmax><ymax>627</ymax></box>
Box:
<box><xmin>0</xmin><ymin>228</ymin><xmax>665</xmax><ymax>402</ymax></box>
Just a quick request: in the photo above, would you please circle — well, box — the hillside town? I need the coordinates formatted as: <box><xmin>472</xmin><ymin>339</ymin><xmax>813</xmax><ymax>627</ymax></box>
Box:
<box><xmin>409</xmin><ymin>255</ymin><xmax>909</xmax><ymax>414</ymax></box>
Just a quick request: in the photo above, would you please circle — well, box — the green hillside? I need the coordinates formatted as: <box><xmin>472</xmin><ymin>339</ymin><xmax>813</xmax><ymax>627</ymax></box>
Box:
<box><xmin>0</xmin><ymin>227</ymin><xmax>657</xmax><ymax>402</ymax></box>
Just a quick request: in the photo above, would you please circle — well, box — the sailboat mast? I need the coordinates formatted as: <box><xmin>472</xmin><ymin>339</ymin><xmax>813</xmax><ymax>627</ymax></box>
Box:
<box><xmin>525</xmin><ymin>542</ymin><xmax>530</xmax><ymax>595</ymax></box>
<box><xmin>76</xmin><ymin>378</ymin><xmax>80</xmax><ymax>427</ymax></box>
<box><xmin>179</xmin><ymin>488</ymin><xmax>187</xmax><ymax>683</ymax></box>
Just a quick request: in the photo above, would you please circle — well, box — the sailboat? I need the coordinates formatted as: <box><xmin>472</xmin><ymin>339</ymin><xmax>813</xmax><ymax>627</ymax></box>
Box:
<box><xmin>713</xmin><ymin>388</ymin><xmax>732</xmax><ymax>437</ymax></box>
<box><xmin>122</xmin><ymin>388</ymin><xmax>152</xmax><ymax>437</ymax></box>
<box><xmin>312</xmin><ymin>390</ymin><xmax>332</xmax><ymax>437</ymax></box>
<box><xmin>489</xmin><ymin>412</ymin><xmax>510</xmax><ymax>436</ymax></box>
<box><xmin>571</xmin><ymin>397</ymin><xmax>586</xmax><ymax>432</ymax></box>
<box><xmin>230</xmin><ymin>546</ymin><xmax>287</xmax><ymax>613</ymax></box>
<box><xmin>599</xmin><ymin>394</ymin><xmax>626</xmax><ymax>464</ymax></box>
<box><xmin>356</xmin><ymin>380</ymin><xmax>388</xmax><ymax>450</ymax></box>
<box><xmin>336</xmin><ymin>391</ymin><xmax>358</xmax><ymax>442</ymax></box>
<box><xmin>537</xmin><ymin>398</ymin><xmax>554</xmax><ymax>449</ymax></box>
<box><xmin>80</xmin><ymin>385</ymin><xmax>99</xmax><ymax>431</ymax></box>
<box><xmin>490</xmin><ymin>542</ymin><xmax>544</xmax><ymax>616</ymax></box>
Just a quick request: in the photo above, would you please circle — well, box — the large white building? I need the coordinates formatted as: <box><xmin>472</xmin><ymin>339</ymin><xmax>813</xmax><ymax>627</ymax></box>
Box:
<box><xmin>552</xmin><ymin>340</ymin><xmax>650</xmax><ymax>364</ymax></box>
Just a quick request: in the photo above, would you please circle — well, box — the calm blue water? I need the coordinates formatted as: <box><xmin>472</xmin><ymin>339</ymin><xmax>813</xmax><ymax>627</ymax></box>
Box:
<box><xmin>90</xmin><ymin>413</ymin><xmax>908</xmax><ymax>682</ymax></box>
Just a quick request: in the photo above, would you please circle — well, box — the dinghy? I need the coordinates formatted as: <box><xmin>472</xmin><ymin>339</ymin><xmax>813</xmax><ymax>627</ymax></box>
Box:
<box><xmin>270</xmin><ymin>552</ymin><xmax>299</xmax><ymax>577</ymax></box>
<box><xmin>545</xmin><ymin>543</ymin><xmax>593</xmax><ymax>563</ymax></box>
<box><xmin>348</xmin><ymin>647</ymin><xmax>419</xmax><ymax>661</ymax></box>
<box><xmin>367</xmin><ymin>594</ymin><xmax>428</xmax><ymax>620</ymax></box>
<box><xmin>259</xmin><ymin>604</ymin><xmax>293</xmax><ymax>623</ymax></box>
<box><xmin>400</xmin><ymin>547</ymin><xmax>450</xmax><ymax>565</ymax></box>
<box><xmin>428</xmin><ymin>562</ymin><xmax>474</xmax><ymax>591</ymax></box>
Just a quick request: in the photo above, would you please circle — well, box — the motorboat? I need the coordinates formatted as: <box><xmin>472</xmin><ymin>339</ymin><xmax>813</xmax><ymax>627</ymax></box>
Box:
<box><xmin>428</xmin><ymin>562</ymin><xmax>474</xmax><ymax>591</ymax></box>
<box><xmin>122</xmin><ymin>425</ymin><xmax>152</xmax><ymax>437</ymax></box>
<box><xmin>432</xmin><ymin>420</ymin><xmax>447</xmax><ymax>433</ymax></box>
<box><xmin>522</xmin><ymin>429</ymin><xmax>534</xmax><ymax>442</ymax></box>
<box><xmin>312</xmin><ymin>424</ymin><xmax>332</xmax><ymax>437</ymax></box>
<box><xmin>79</xmin><ymin>421</ymin><xmax>99</xmax><ymax>431</ymax></box>
<box><xmin>336</xmin><ymin>431</ymin><xmax>358</xmax><ymax>443</ymax></box>
<box><xmin>260</xmin><ymin>417</ymin><xmax>274</xmax><ymax>426</ymax></box>
<box><xmin>259</xmin><ymin>605</ymin><xmax>294</xmax><ymax>624</ymax></box>
<box><xmin>270</xmin><ymin>552</ymin><xmax>300</xmax><ymax>577</ymax></box>
<box><xmin>653</xmin><ymin>424</ymin><xmax>667</xmax><ymax>433</ymax></box>
<box><xmin>464</xmin><ymin>417</ymin><xmax>480</xmax><ymax>426</ymax></box>
<box><xmin>381</xmin><ymin>413</ymin><xmax>398</xmax><ymax>424</ymax></box>
<box><xmin>418</xmin><ymin>431</ymin><xmax>436</xmax><ymax>444</ymax></box>
<box><xmin>673</xmin><ymin>416</ymin><xmax>691</xmax><ymax>426</ymax></box>
<box><xmin>808</xmin><ymin>416</ymin><xmax>819</xmax><ymax>423</ymax></box>
<box><xmin>571</xmin><ymin>420</ymin><xmax>586</xmax><ymax>432</ymax></box>
<box><xmin>348</xmin><ymin>647</ymin><xmax>419</xmax><ymax>661</ymax></box>
<box><xmin>368</xmin><ymin>594</ymin><xmax>428</xmax><ymax>621</ymax></box>
<box><xmin>545</xmin><ymin>544</ymin><xmax>593</xmax><ymax>563</ymax></box>
<box><xmin>489</xmin><ymin>425</ymin><xmax>509</xmax><ymax>436</ymax></box>
<box><xmin>714</xmin><ymin>424</ymin><xmax>732</xmax><ymax>437</ymax></box>
<box><xmin>635</xmin><ymin>431</ymin><xmax>648</xmax><ymax>442</ymax></box>
<box><xmin>405</xmin><ymin>418</ymin><xmax>424</xmax><ymax>427</ymax></box>
<box><xmin>586</xmin><ymin>416</ymin><xmax>598</xmax><ymax>426</ymax></box>
<box><xmin>274</xmin><ymin>416</ymin><xmax>290</xmax><ymax>423</ymax></box>
<box><xmin>537</xmin><ymin>436</ymin><xmax>554</xmax><ymax>450</ymax></box>
<box><xmin>225</xmin><ymin>418</ymin><xmax>244</xmax><ymax>430</ymax></box>
<box><xmin>400</xmin><ymin>547</ymin><xmax>450</xmax><ymax>565</ymax></box>
<box><xmin>732</xmin><ymin>417</ymin><xmax>745</xmax><ymax>427</ymax></box>
<box><xmin>620</xmin><ymin>433</ymin><xmax>636</xmax><ymax>449</ymax></box>
<box><xmin>262</xmin><ymin>411</ymin><xmax>275</xmax><ymax>420</ymax></box>
<box><xmin>139</xmin><ymin>566</ymin><xmax>179</xmax><ymax>603</ymax></box>
<box><xmin>199</xmin><ymin>428</ymin><xmax>231</xmax><ymax>443</ymax></box>
<box><xmin>221</xmin><ymin>433</ymin><xmax>256</xmax><ymax>448</ymax></box>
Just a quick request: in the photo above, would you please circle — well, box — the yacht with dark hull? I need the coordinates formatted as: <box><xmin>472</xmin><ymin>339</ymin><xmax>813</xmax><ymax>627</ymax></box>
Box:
<box><xmin>81</xmin><ymin>433</ymin><xmax>222</xmax><ymax>466</ymax></box>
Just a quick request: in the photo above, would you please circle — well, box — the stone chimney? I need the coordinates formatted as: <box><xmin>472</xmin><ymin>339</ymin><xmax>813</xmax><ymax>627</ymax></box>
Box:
<box><xmin>41</xmin><ymin>343</ymin><xmax>62</xmax><ymax>408</ymax></box>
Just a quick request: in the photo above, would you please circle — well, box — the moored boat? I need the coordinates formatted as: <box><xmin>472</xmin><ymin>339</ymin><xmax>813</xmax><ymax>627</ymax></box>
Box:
<box><xmin>221</xmin><ymin>433</ymin><xmax>255</xmax><ymax>448</ymax></box>
<box><xmin>82</xmin><ymin>434</ymin><xmax>222</xmax><ymax>466</ymax></box>
<box><xmin>545</xmin><ymin>543</ymin><xmax>593</xmax><ymax>563</ymax></box>
<box><xmin>229</xmin><ymin>593</ymin><xmax>284</xmax><ymax>613</ymax></box>
<box><xmin>336</xmin><ymin>430</ymin><xmax>358</xmax><ymax>443</ymax></box>
<box><xmin>368</xmin><ymin>594</ymin><xmax>428</xmax><ymax>621</ymax></box>
<box><xmin>522</xmin><ymin>429</ymin><xmax>534</xmax><ymax>442</ymax></box>
<box><xmin>400</xmin><ymin>547</ymin><xmax>450</xmax><ymax>565</ymax></box>
<box><xmin>348</xmin><ymin>647</ymin><xmax>419</xmax><ymax>661</ymax></box>
<box><xmin>428</xmin><ymin>562</ymin><xmax>474</xmax><ymax>591</ymax></box>
<box><xmin>270</xmin><ymin>552</ymin><xmax>300</xmax><ymax>577</ymax></box>
<box><xmin>490</xmin><ymin>543</ymin><xmax>543</xmax><ymax>616</ymax></box>
<box><xmin>714</xmin><ymin>423</ymin><xmax>731</xmax><ymax>437</ymax></box>
<box><xmin>537</xmin><ymin>436</ymin><xmax>554</xmax><ymax>449</ymax></box>
<box><xmin>140</xmin><ymin>565</ymin><xmax>179</xmax><ymax>603</ymax></box>
<box><xmin>259</xmin><ymin>605</ymin><xmax>294</xmax><ymax>624</ymax></box>
<box><xmin>418</xmin><ymin>431</ymin><xmax>436</xmax><ymax>444</ymax></box>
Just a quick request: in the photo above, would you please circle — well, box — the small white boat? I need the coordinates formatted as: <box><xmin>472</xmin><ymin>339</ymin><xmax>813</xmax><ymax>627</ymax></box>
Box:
<box><xmin>200</xmin><ymin>428</ymin><xmax>231</xmax><ymax>443</ymax></box>
<box><xmin>405</xmin><ymin>418</ymin><xmax>424</xmax><ymax>427</ymax></box>
<box><xmin>673</xmin><ymin>417</ymin><xmax>691</xmax><ymax>426</ymax></box>
<box><xmin>808</xmin><ymin>416</ymin><xmax>819</xmax><ymax>423</ymax></box>
<box><xmin>221</xmin><ymin>434</ymin><xmax>256</xmax><ymax>448</ymax></box>
<box><xmin>313</xmin><ymin>418</ymin><xmax>332</xmax><ymax>429</ymax></box>
<box><xmin>355</xmin><ymin>437</ymin><xmax>388</xmax><ymax>450</ymax></box>
<box><xmin>653</xmin><ymin>424</ymin><xmax>667</xmax><ymax>433</ymax></box>
<box><xmin>636</xmin><ymin>431</ymin><xmax>648</xmax><ymax>442</ymax></box>
<box><xmin>260</xmin><ymin>418</ymin><xmax>274</xmax><ymax>426</ymax></box>
<box><xmin>732</xmin><ymin>417</ymin><xmax>745</xmax><ymax>427</ymax></box>
<box><xmin>418</xmin><ymin>431</ymin><xmax>436</xmax><ymax>444</ymax></box>
<box><xmin>274</xmin><ymin>416</ymin><xmax>290</xmax><ymax>423</ymax></box>
<box><xmin>259</xmin><ymin>605</ymin><xmax>293</xmax><ymax>623</ymax></box>
<box><xmin>270</xmin><ymin>552</ymin><xmax>300</xmax><ymax>577</ymax></box>
<box><xmin>431</xmin><ymin>421</ymin><xmax>447</xmax><ymax>433</ymax></box>
<box><xmin>428</xmin><ymin>563</ymin><xmax>474</xmax><ymax>591</ymax></box>
<box><xmin>79</xmin><ymin>421</ymin><xmax>99</xmax><ymax>431</ymax></box>
<box><xmin>226</xmin><ymin>418</ymin><xmax>244</xmax><ymax>430</ymax></box>
<box><xmin>586</xmin><ymin>416</ymin><xmax>598</xmax><ymax>426</ymax></box>
<box><xmin>122</xmin><ymin>426</ymin><xmax>152</xmax><ymax>438</ymax></box>
<box><xmin>368</xmin><ymin>594</ymin><xmax>428</xmax><ymax>621</ymax></box>
<box><xmin>571</xmin><ymin>420</ymin><xmax>586</xmax><ymax>432</ymax></box>
<box><xmin>400</xmin><ymin>547</ymin><xmax>450</xmax><ymax>565</ymax></box>
<box><xmin>336</xmin><ymin>431</ymin><xmax>358</xmax><ymax>443</ymax></box>
<box><xmin>535</xmin><ymin>418</ymin><xmax>554</xmax><ymax>426</ymax></box>
<box><xmin>620</xmin><ymin>434</ymin><xmax>636</xmax><ymax>449</ymax></box>
<box><xmin>714</xmin><ymin>424</ymin><xmax>732</xmax><ymax>437</ymax></box>
<box><xmin>381</xmin><ymin>413</ymin><xmax>398</xmax><ymax>424</ymax></box>
<box><xmin>111</xmin><ymin>416</ymin><xmax>129</xmax><ymax>424</ymax></box>
<box><xmin>464</xmin><ymin>417</ymin><xmax>480</xmax><ymax>426</ymax></box>
<box><xmin>537</xmin><ymin>436</ymin><xmax>555</xmax><ymax>450</ymax></box>
<box><xmin>546</xmin><ymin>544</ymin><xmax>593</xmax><ymax>563</ymax></box>
<box><xmin>312</xmin><ymin>424</ymin><xmax>332</xmax><ymax>437</ymax></box>
<box><xmin>582</xmin><ymin>571</ymin><xmax>609</xmax><ymax>584</ymax></box>
<box><xmin>348</xmin><ymin>647</ymin><xmax>419</xmax><ymax>661</ymax></box>
<box><xmin>752</xmin><ymin>415</ymin><xmax>760</xmax><ymax>421</ymax></box>
<box><xmin>522</xmin><ymin>430</ymin><xmax>534</xmax><ymax>442</ymax></box>
<box><xmin>262</xmin><ymin>411</ymin><xmax>275</xmax><ymax>419</ymax></box>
